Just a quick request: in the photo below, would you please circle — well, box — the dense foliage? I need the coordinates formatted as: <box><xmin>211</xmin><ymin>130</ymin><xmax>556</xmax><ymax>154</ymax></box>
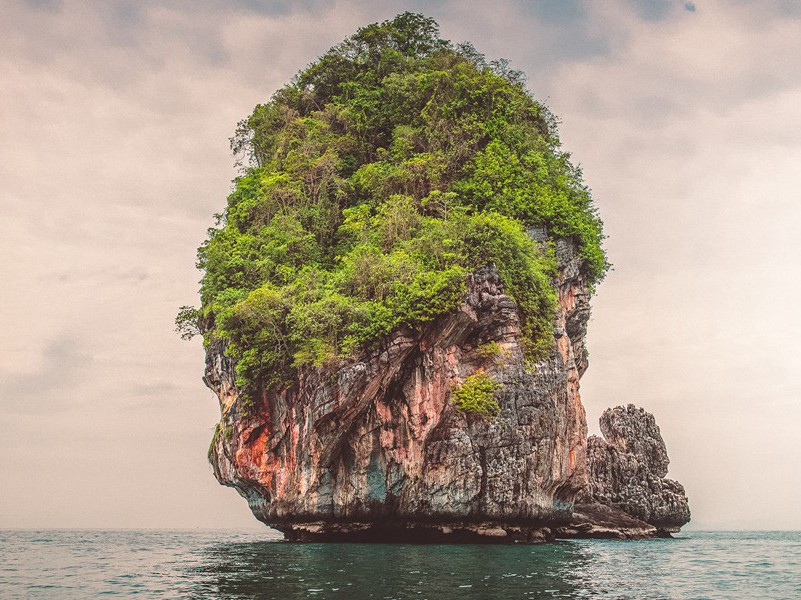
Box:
<box><xmin>183</xmin><ymin>13</ymin><xmax>607</xmax><ymax>402</ymax></box>
<box><xmin>450</xmin><ymin>370</ymin><xmax>502</xmax><ymax>417</ymax></box>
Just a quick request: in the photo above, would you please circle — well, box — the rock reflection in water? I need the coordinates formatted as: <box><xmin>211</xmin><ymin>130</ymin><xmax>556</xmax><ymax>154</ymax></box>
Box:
<box><xmin>187</xmin><ymin>541</ymin><xmax>590</xmax><ymax>599</ymax></box>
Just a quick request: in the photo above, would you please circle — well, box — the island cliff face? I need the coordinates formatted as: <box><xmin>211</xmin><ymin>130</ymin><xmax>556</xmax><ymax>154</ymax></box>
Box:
<box><xmin>205</xmin><ymin>237</ymin><xmax>689</xmax><ymax>541</ymax></box>
<box><xmin>194</xmin><ymin>14</ymin><xmax>689</xmax><ymax>542</ymax></box>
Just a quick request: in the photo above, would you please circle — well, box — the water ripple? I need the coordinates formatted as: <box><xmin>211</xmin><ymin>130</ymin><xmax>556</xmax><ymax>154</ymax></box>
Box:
<box><xmin>0</xmin><ymin>530</ymin><xmax>799</xmax><ymax>599</ymax></box>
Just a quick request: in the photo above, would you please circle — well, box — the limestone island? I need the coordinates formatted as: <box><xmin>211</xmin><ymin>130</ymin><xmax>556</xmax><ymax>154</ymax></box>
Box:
<box><xmin>178</xmin><ymin>13</ymin><xmax>690</xmax><ymax>543</ymax></box>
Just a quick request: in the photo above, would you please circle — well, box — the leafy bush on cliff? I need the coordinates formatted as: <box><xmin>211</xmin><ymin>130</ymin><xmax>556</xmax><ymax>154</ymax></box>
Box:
<box><xmin>450</xmin><ymin>370</ymin><xmax>502</xmax><ymax>417</ymax></box>
<box><xmin>183</xmin><ymin>13</ymin><xmax>607</xmax><ymax>401</ymax></box>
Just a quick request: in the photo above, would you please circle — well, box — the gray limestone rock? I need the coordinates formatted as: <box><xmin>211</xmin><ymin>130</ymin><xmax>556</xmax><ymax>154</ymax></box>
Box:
<box><xmin>582</xmin><ymin>404</ymin><xmax>691</xmax><ymax>532</ymax></box>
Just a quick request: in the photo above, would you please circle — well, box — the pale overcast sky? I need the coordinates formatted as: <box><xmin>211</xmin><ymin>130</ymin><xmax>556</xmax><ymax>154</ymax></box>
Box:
<box><xmin>2</xmin><ymin>0</ymin><xmax>800</xmax><ymax>530</ymax></box>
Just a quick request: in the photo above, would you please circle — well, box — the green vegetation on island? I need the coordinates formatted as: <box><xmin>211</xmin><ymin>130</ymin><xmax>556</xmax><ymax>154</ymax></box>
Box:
<box><xmin>178</xmin><ymin>13</ymin><xmax>607</xmax><ymax>403</ymax></box>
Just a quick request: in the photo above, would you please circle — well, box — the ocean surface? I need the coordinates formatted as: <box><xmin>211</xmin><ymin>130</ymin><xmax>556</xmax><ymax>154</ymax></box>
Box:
<box><xmin>0</xmin><ymin>530</ymin><xmax>799</xmax><ymax>599</ymax></box>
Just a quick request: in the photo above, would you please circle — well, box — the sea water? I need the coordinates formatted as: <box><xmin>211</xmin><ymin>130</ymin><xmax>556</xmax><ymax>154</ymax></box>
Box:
<box><xmin>1</xmin><ymin>530</ymin><xmax>799</xmax><ymax>598</ymax></box>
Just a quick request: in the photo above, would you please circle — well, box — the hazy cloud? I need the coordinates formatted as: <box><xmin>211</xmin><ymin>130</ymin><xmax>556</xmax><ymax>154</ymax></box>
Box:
<box><xmin>1</xmin><ymin>336</ymin><xmax>92</xmax><ymax>412</ymax></box>
<box><xmin>23</xmin><ymin>0</ymin><xmax>59</xmax><ymax>10</ymax></box>
<box><xmin>2</xmin><ymin>0</ymin><xmax>800</xmax><ymax>529</ymax></box>
<box><xmin>628</xmin><ymin>0</ymin><xmax>676</xmax><ymax>21</ymax></box>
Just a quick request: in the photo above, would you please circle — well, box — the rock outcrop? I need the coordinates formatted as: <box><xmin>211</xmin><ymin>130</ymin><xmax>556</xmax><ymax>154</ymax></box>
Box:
<box><xmin>579</xmin><ymin>405</ymin><xmax>691</xmax><ymax>534</ymax></box>
<box><xmin>205</xmin><ymin>238</ymin><xmax>690</xmax><ymax>541</ymax></box>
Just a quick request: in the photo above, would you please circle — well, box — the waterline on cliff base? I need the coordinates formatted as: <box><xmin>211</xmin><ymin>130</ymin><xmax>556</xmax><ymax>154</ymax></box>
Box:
<box><xmin>1</xmin><ymin>530</ymin><xmax>800</xmax><ymax>598</ymax></box>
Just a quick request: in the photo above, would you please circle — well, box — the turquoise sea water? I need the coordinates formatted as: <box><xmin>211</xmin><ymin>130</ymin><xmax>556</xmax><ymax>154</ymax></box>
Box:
<box><xmin>0</xmin><ymin>530</ymin><xmax>799</xmax><ymax>599</ymax></box>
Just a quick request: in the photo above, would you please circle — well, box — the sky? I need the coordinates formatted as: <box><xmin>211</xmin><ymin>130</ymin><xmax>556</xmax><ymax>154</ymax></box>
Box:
<box><xmin>1</xmin><ymin>0</ymin><xmax>800</xmax><ymax>531</ymax></box>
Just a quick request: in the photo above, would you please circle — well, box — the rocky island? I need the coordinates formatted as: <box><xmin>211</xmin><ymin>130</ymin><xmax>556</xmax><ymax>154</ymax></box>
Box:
<box><xmin>180</xmin><ymin>13</ymin><xmax>690</xmax><ymax>542</ymax></box>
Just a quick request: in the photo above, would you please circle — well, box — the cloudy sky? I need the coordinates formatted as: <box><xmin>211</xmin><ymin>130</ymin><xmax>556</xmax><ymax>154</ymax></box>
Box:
<box><xmin>2</xmin><ymin>0</ymin><xmax>800</xmax><ymax>530</ymax></box>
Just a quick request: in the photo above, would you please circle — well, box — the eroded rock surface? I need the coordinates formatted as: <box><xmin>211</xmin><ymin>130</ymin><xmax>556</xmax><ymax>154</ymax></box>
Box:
<box><xmin>204</xmin><ymin>238</ymin><xmax>690</xmax><ymax>541</ymax></box>
<box><xmin>207</xmin><ymin>237</ymin><xmax>592</xmax><ymax>540</ymax></box>
<box><xmin>581</xmin><ymin>405</ymin><xmax>691</xmax><ymax>533</ymax></box>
